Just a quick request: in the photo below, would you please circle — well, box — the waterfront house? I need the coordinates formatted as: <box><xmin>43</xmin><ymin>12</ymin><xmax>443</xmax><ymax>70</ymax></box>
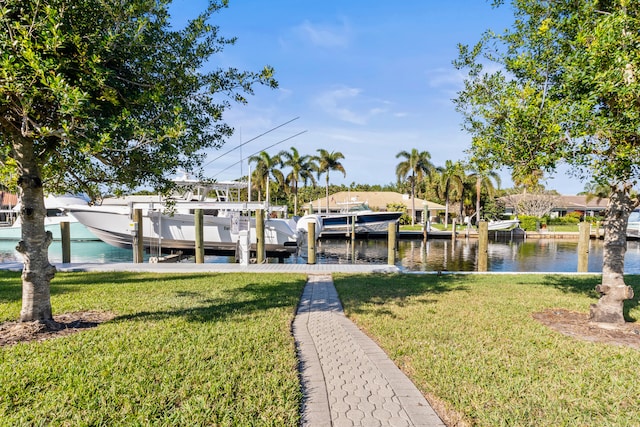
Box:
<box><xmin>502</xmin><ymin>194</ymin><xmax>608</xmax><ymax>219</ymax></box>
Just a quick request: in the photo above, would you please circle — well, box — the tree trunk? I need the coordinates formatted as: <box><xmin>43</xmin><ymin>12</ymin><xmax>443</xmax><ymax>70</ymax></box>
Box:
<box><xmin>589</xmin><ymin>185</ymin><xmax>635</xmax><ymax>324</ymax></box>
<box><xmin>14</xmin><ymin>137</ymin><xmax>56</xmax><ymax>323</ymax></box>
<box><xmin>293</xmin><ymin>181</ymin><xmax>298</xmax><ymax>216</ymax></box>
<box><xmin>411</xmin><ymin>174</ymin><xmax>415</xmax><ymax>226</ymax></box>
<box><xmin>325</xmin><ymin>175</ymin><xmax>330</xmax><ymax>214</ymax></box>
<box><xmin>444</xmin><ymin>193</ymin><xmax>450</xmax><ymax>227</ymax></box>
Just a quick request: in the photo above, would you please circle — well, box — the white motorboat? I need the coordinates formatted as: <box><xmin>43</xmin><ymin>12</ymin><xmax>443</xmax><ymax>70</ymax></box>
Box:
<box><xmin>487</xmin><ymin>219</ymin><xmax>521</xmax><ymax>231</ymax></box>
<box><xmin>0</xmin><ymin>195</ymin><xmax>99</xmax><ymax>241</ymax></box>
<box><xmin>297</xmin><ymin>203</ymin><xmax>403</xmax><ymax>237</ymax></box>
<box><xmin>65</xmin><ymin>179</ymin><xmax>299</xmax><ymax>257</ymax></box>
<box><xmin>627</xmin><ymin>210</ymin><xmax>640</xmax><ymax>239</ymax></box>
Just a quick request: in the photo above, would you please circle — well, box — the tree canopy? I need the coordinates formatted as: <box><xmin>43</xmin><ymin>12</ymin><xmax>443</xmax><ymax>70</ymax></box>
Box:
<box><xmin>0</xmin><ymin>0</ymin><xmax>276</xmax><ymax>322</ymax></box>
<box><xmin>0</xmin><ymin>0</ymin><xmax>277</xmax><ymax>199</ymax></box>
<box><xmin>455</xmin><ymin>0</ymin><xmax>640</xmax><ymax>190</ymax></box>
<box><xmin>455</xmin><ymin>0</ymin><xmax>639</xmax><ymax>323</ymax></box>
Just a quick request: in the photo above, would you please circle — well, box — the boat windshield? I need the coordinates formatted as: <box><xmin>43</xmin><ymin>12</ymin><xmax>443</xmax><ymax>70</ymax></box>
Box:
<box><xmin>346</xmin><ymin>203</ymin><xmax>371</xmax><ymax>212</ymax></box>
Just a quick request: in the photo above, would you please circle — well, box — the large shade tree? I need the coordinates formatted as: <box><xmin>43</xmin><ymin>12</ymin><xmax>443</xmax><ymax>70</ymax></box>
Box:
<box><xmin>455</xmin><ymin>0</ymin><xmax>639</xmax><ymax>323</ymax></box>
<box><xmin>0</xmin><ymin>0</ymin><xmax>276</xmax><ymax>323</ymax></box>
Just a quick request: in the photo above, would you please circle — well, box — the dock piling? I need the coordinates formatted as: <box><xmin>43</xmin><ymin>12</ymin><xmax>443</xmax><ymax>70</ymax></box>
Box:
<box><xmin>478</xmin><ymin>221</ymin><xmax>488</xmax><ymax>272</ymax></box>
<box><xmin>387</xmin><ymin>222</ymin><xmax>397</xmax><ymax>265</ymax></box>
<box><xmin>195</xmin><ymin>209</ymin><xmax>204</xmax><ymax>264</ymax></box>
<box><xmin>451</xmin><ymin>219</ymin><xmax>457</xmax><ymax>245</ymax></box>
<box><xmin>307</xmin><ymin>221</ymin><xmax>316</xmax><ymax>264</ymax></box>
<box><xmin>577</xmin><ymin>222</ymin><xmax>590</xmax><ymax>272</ymax></box>
<box><xmin>256</xmin><ymin>209</ymin><xmax>265</xmax><ymax>264</ymax></box>
<box><xmin>133</xmin><ymin>209</ymin><xmax>143</xmax><ymax>263</ymax></box>
<box><xmin>60</xmin><ymin>222</ymin><xmax>70</xmax><ymax>263</ymax></box>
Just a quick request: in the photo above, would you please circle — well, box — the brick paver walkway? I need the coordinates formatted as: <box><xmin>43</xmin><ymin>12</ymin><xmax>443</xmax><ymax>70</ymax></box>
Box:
<box><xmin>293</xmin><ymin>274</ymin><xmax>444</xmax><ymax>426</ymax></box>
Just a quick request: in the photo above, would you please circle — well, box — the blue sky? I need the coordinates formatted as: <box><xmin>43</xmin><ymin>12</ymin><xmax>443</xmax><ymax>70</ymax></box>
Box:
<box><xmin>170</xmin><ymin>0</ymin><xmax>586</xmax><ymax>195</ymax></box>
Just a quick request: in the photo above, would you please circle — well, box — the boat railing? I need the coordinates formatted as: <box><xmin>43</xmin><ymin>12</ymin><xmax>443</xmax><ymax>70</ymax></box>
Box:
<box><xmin>127</xmin><ymin>200</ymin><xmax>289</xmax><ymax>215</ymax></box>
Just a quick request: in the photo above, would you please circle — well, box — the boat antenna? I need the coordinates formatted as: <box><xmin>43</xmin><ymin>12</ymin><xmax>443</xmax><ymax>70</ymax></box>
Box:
<box><xmin>203</xmin><ymin>116</ymin><xmax>300</xmax><ymax>168</ymax></box>
<box><xmin>211</xmin><ymin>130</ymin><xmax>307</xmax><ymax>178</ymax></box>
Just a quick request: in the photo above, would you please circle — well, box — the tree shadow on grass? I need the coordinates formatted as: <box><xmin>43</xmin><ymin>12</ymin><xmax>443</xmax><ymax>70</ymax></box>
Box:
<box><xmin>2</xmin><ymin>272</ymin><xmax>308</xmax><ymax>327</ymax></box>
<box><xmin>333</xmin><ymin>273</ymin><xmax>469</xmax><ymax>317</ymax></box>
<box><xmin>2</xmin><ymin>271</ymin><xmax>223</xmax><ymax>303</ymax></box>
<box><xmin>114</xmin><ymin>276</ymin><xmax>306</xmax><ymax>324</ymax></box>
<box><xmin>541</xmin><ymin>274</ymin><xmax>640</xmax><ymax>322</ymax></box>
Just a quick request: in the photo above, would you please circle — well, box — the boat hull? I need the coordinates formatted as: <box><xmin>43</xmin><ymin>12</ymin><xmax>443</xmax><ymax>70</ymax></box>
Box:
<box><xmin>69</xmin><ymin>207</ymin><xmax>298</xmax><ymax>255</ymax></box>
<box><xmin>487</xmin><ymin>220</ymin><xmax>520</xmax><ymax>231</ymax></box>
<box><xmin>307</xmin><ymin>211</ymin><xmax>402</xmax><ymax>236</ymax></box>
<box><xmin>0</xmin><ymin>220</ymin><xmax>98</xmax><ymax>241</ymax></box>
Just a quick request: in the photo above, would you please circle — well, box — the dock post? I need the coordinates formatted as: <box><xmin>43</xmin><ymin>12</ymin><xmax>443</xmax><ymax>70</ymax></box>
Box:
<box><xmin>307</xmin><ymin>221</ymin><xmax>316</xmax><ymax>264</ymax></box>
<box><xmin>256</xmin><ymin>209</ymin><xmax>265</xmax><ymax>263</ymax></box>
<box><xmin>195</xmin><ymin>208</ymin><xmax>204</xmax><ymax>264</ymax></box>
<box><xmin>422</xmin><ymin>203</ymin><xmax>429</xmax><ymax>242</ymax></box>
<box><xmin>451</xmin><ymin>219</ymin><xmax>457</xmax><ymax>244</ymax></box>
<box><xmin>350</xmin><ymin>216</ymin><xmax>356</xmax><ymax>241</ymax></box>
<box><xmin>60</xmin><ymin>222</ymin><xmax>71</xmax><ymax>263</ymax></box>
<box><xmin>478</xmin><ymin>221</ymin><xmax>488</xmax><ymax>272</ymax></box>
<box><xmin>577</xmin><ymin>221</ymin><xmax>590</xmax><ymax>272</ymax></box>
<box><xmin>133</xmin><ymin>208</ymin><xmax>143</xmax><ymax>263</ymax></box>
<box><xmin>387</xmin><ymin>222</ymin><xmax>397</xmax><ymax>265</ymax></box>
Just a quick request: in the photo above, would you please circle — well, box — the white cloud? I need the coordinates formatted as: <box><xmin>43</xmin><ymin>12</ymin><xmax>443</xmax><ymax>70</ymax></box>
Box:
<box><xmin>295</xmin><ymin>18</ymin><xmax>351</xmax><ymax>48</ymax></box>
<box><xmin>426</xmin><ymin>67</ymin><xmax>466</xmax><ymax>90</ymax></box>
<box><xmin>314</xmin><ymin>87</ymin><xmax>392</xmax><ymax>125</ymax></box>
<box><xmin>277</xmin><ymin>87</ymin><xmax>293</xmax><ymax>100</ymax></box>
<box><xmin>314</xmin><ymin>87</ymin><xmax>366</xmax><ymax>125</ymax></box>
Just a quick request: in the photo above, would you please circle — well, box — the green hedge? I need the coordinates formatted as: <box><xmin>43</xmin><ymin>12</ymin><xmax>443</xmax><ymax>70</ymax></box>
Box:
<box><xmin>518</xmin><ymin>215</ymin><xmax>539</xmax><ymax>231</ymax></box>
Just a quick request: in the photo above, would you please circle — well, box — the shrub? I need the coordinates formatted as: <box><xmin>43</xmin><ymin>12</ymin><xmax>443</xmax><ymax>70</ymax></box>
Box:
<box><xmin>584</xmin><ymin>216</ymin><xmax>601</xmax><ymax>224</ymax></box>
<box><xmin>387</xmin><ymin>203</ymin><xmax>412</xmax><ymax>225</ymax></box>
<box><xmin>548</xmin><ymin>213</ymin><xmax>580</xmax><ymax>225</ymax></box>
<box><xmin>566</xmin><ymin>211</ymin><xmax>583</xmax><ymax>222</ymax></box>
<box><xmin>398</xmin><ymin>213</ymin><xmax>412</xmax><ymax>225</ymax></box>
<box><xmin>518</xmin><ymin>215</ymin><xmax>540</xmax><ymax>231</ymax></box>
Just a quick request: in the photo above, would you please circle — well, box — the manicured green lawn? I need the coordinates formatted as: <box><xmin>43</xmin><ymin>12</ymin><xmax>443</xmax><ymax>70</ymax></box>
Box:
<box><xmin>335</xmin><ymin>273</ymin><xmax>640</xmax><ymax>426</ymax></box>
<box><xmin>544</xmin><ymin>224</ymin><xmax>581</xmax><ymax>232</ymax></box>
<box><xmin>0</xmin><ymin>272</ymin><xmax>306</xmax><ymax>426</ymax></box>
<box><xmin>4</xmin><ymin>271</ymin><xmax>639</xmax><ymax>426</ymax></box>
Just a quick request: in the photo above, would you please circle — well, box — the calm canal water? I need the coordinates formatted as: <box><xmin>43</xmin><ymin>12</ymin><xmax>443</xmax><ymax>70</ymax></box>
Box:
<box><xmin>1</xmin><ymin>237</ymin><xmax>640</xmax><ymax>273</ymax></box>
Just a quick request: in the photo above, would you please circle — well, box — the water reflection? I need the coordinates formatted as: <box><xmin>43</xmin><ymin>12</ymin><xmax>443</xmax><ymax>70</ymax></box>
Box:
<box><xmin>308</xmin><ymin>238</ymin><xmax>640</xmax><ymax>273</ymax></box>
<box><xmin>0</xmin><ymin>240</ymin><xmax>147</xmax><ymax>264</ymax></box>
<box><xmin>2</xmin><ymin>237</ymin><xmax>640</xmax><ymax>273</ymax></box>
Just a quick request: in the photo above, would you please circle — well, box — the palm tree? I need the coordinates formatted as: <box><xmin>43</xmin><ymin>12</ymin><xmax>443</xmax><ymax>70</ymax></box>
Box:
<box><xmin>278</xmin><ymin>147</ymin><xmax>317</xmax><ymax>215</ymax></box>
<box><xmin>315</xmin><ymin>149</ymin><xmax>346</xmax><ymax>213</ymax></box>
<box><xmin>395</xmin><ymin>149</ymin><xmax>435</xmax><ymax>225</ymax></box>
<box><xmin>248</xmin><ymin>151</ymin><xmax>282</xmax><ymax>203</ymax></box>
<box><xmin>580</xmin><ymin>182</ymin><xmax>610</xmax><ymax>201</ymax></box>
<box><xmin>467</xmin><ymin>167</ymin><xmax>501</xmax><ymax>223</ymax></box>
<box><xmin>436</xmin><ymin>160</ymin><xmax>466</xmax><ymax>227</ymax></box>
